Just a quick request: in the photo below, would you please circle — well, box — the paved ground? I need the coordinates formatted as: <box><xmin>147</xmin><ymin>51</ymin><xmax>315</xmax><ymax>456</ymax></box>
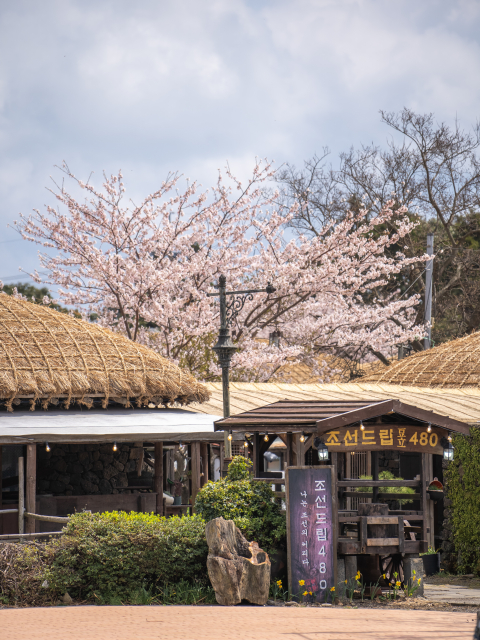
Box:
<box><xmin>0</xmin><ymin>606</ymin><xmax>476</xmax><ymax>640</ymax></box>
<box><xmin>424</xmin><ymin>583</ymin><xmax>480</xmax><ymax>606</ymax></box>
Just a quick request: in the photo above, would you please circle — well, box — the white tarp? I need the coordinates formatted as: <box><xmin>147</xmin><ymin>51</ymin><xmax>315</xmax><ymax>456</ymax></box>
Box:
<box><xmin>0</xmin><ymin>408</ymin><xmax>224</xmax><ymax>443</ymax></box>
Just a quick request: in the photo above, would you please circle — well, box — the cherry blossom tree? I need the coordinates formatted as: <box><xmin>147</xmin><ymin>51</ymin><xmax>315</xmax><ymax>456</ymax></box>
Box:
<box><xmin>15</xmin><ymin>160</ymin><xmax>427</xmax><ymax>381</ymax></box>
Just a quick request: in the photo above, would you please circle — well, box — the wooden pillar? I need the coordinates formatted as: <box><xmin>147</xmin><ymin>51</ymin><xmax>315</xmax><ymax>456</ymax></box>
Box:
<box><xmin>420</xmin><ymin>453</ymin><xmax>428</xmax><ymax>551</ymax></box>
<box><xmin>372</xmin><ymin>451</ymin><xmax>379</xmax><ymax>502</ymax></box>
<box><xmin>191</xmin><ymin>441</ymin><xmax>201</xmax><ymax>508</ymax></box>
<box><xmin>18</xmin><ymin>456</ymin><xmax>25</xmax><ymax>535</ymax></box>
<box><xmin>154</xmin><ymin>442</ymin><xmax>164</xmax><ymax>516</ymax></box>
<box><xmin>425</xmin><ymin>453</ymin><xmax>435</xmax><ymax>547</ymax></box>
<box><xmin>0</xmin><ymin>445</ymin><xmax>2</xmax><ymax>535</ymax></box>
<box><xmin>200</xmin><ymin>442</ymin><xmax>209</xmax><ymax>487</ymax></box>
<box><xmin>253</xmin><ymin>433</ymin><xmax>261</xmax><ymax>477</ymax></box>
<box><xmin>25</xmin><ymin>444</ymin><xmax>36</xmax><ymax>534</ymax></box>
<box><xmin>286</xmin><ymin>433</ymin><xmax>295</xmax><ymax>467</ymax></box>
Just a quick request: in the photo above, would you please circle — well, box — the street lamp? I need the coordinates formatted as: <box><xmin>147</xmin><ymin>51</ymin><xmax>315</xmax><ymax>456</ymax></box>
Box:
<box><xmin>208</xmin><ymin>274</ymin><xmax>275</xmax><ymax>457</ymax></box>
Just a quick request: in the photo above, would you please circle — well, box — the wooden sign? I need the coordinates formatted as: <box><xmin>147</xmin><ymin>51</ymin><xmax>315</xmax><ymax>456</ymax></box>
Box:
<box><xmin>286</xmin><ymin>466</ymin><xmax>337</xmax><ymax>603</ymax></box>
<box><xmin>323</xmin><ymin>424</ymin><xmax>445</xmax><ymax>454</ymax></box>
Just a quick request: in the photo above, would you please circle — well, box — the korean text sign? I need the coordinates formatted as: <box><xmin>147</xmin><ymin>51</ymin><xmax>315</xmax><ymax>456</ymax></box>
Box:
<box><xmin>286</xmin><ymin>466</ymin><xmax>337</xmax><ymax>602</ymax></box>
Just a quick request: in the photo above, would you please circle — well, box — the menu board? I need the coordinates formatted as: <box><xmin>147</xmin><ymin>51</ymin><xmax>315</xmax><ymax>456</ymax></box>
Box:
<box><xmin>286</xmin><ymin>466</ymin><xmax>337</xmax><ymax>603</ymax></box>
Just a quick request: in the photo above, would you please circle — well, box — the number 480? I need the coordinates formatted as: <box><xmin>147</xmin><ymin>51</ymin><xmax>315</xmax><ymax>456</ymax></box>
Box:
<box><xmin>409</xmin><ymin>432</ymin><xmax>438</xmax><ymax>447</ymax></box>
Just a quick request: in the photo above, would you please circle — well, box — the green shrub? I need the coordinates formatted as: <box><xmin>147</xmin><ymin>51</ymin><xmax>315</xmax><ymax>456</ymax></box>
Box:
<box><xmin>354</xmin><ymin>470</ymin><xmax>415</xmax><ymax>505</ymax></box>
<box><xmin>45</xmin><ymin>511</ymin><xmax>209</xmax><ymax>600</ymax></box>
<box><xmin>444</xmin><ymin>428</ymin><xmax>480</xmax><ymax>574</ymax></box>
<box><xmin>195</xmin><ymin>456</ymin><xmax>286</xmax><ymax>553</ymax></box>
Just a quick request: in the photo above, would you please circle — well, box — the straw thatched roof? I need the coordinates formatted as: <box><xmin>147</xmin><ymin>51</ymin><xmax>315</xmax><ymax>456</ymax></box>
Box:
<box><xmin>360</xmin><ymin>332</ymin><xmax>480</xmax><ymax>388</ymax></box>
<box><xmin>186</xmin><ymin>381</ymin><xmax>480</xmax><ymax>424</ymax></box>
<box><xmin>0</xmin><ymin>294</ymin><xmax>209</xmax><ymax>410</ymax></box>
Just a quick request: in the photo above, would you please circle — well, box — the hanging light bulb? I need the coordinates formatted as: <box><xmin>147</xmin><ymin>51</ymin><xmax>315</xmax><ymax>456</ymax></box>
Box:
<box><xmin>299</xmin><ymin>432</ymin><xmax>305</xmax><ymax>443</ymax></box>
<box><xmin>448</xmin><ymin>434</ymin><xmax>452</xmax><ymax>442</ymax></box>
<box><xmin>227</xmin><ymin>430</ymin><xmax>233</xmax><ymax>441</ymax></box>
<box><xmin>45</xmin><ymin>442</ymin><xmax>51</xmax><ymax>452</ymax></box>
<box><xmin>360</xmin><ymin>421</ymin><xmax>365</xmax><ymax>431</ymax></box>
<box><xmin>113</xmin><ymin>442</ymin><xmax>118</xmax><ymax>452</ymax></box>
<box><xmin>427</xmin><ymin>423</ymin><xmax>432</xmax><ymax>433</ymax></box>
<box><xmin>264</xmin><ymin>432</ymin><xmax>269</xmax><ymax>442</ymax></box>
<box><xmin>243</xmin><ymin>438</ymin><xmax>249</xmax><ymax>448</ymax></box>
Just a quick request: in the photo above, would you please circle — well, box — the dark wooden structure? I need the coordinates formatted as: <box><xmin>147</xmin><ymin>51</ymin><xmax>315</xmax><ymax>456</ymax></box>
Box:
<box><xmin>215</xmin><ymin>399</ymin><xmax>469</xmax><ymax>562</ymax></box>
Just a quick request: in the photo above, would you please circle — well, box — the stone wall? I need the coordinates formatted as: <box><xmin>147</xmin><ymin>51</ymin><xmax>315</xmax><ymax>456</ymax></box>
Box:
<box><xmin>378</xmin><ymin>450</ymin><xmax>400</xmax><ymax>474</ymax></box>
<box><xmin>37</xmin><ymin>443</ymin><xmax>153</xmax><ymax>496</ymax></box>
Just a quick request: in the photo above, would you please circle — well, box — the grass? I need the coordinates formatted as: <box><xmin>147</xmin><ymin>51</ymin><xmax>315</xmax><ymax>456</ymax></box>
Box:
<box><xmin>92</xmin><ymin>581</ymin><xmax>217</xmax><ymax>606</ymax></box>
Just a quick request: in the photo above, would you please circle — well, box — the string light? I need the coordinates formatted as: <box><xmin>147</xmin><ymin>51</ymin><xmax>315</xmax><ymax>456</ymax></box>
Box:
<box><xmin>360</xmin><ymin>421</ymin><xmax>365</xmax><ymax>431</ymax></box>
<box><xmin>427</xmin><ymin>423</ymin><xmax>432</xmax><ymax>433</ymax></box>
<box><xmin>243</xmin><ymin>437</ymin><xmax>249</xmax><ymax>448</ymax></box>
<box><xmin>264</xmin><ymin>432</ymin><xmax>269</xmax><ymax>442</ymax></box>
<box><xmin>299</xmin><ymin>432</ymin><xmax>305</xmax><ymax>443</ymax></box>
<box><xmin>448</xmin><ymin>434</ymin><xmax>452</xmax><ymax>442</ymax></box>
<box><xmin>113</xmin><ymin>442</ymin><xmax>118</xmax><ymax>452</ymax></box>
<box><xmin>45</xmin><ymin>442</ymin><xmax>50</xmax><ymax>452</ymax></box>
<box><xmin>227</xmin><ymin>431</ymin><xmax>233</xmax><ymax>441</ymax></box>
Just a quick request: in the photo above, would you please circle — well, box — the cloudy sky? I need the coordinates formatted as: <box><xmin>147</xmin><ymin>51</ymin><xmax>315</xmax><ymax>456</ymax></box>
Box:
<box><xmin>1</xmin><ymin>0</ymin><xmax>479</xmax><ymax>286</ymax></box>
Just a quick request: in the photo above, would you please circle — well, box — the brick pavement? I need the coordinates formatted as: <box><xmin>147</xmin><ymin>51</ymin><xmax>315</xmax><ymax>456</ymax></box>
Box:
<box><xmin>0</xmin><ymin>605</ymin><xmax>476</xmax><ymax>640</ymax></box>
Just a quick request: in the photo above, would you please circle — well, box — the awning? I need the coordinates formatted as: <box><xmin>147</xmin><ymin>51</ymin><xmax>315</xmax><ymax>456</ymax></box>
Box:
<box><xmin>0</xmin><ymin>408</ymin><xmax>224</xmax><ymax>444</ymax></box>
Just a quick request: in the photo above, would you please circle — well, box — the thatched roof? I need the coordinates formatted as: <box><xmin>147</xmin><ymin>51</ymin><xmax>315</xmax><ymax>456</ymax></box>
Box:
<box><xmin>187</xmin><ymin>382</ymin><xmax>480</xmax><ymax>424</ymax></box>
<box><xmin>361</xmin><ymin>331</ymin><xmax>480</xmax><ymax>388</ymax></box>
<box><xmin>0</xmin><ymin>294</ymin><xmax>209</xmax><ymax>410</ymax></box>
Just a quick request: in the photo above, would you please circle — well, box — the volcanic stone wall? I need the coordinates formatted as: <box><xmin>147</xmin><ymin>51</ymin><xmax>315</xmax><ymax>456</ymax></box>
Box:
<box><xmin>37</xmin><ymin>443</ymin><xmax>152</xmax><ymax>496</ymax></box>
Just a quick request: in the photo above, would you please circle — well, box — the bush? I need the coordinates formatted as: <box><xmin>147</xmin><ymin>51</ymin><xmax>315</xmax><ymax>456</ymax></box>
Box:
<box><xmin>444</xmin><ymin>427</ymin><xmax>480</xmax><ymax>574</ymax></box>
<box><xmin>195</xmin><ymin>456</ymin><xmax>286</xmax><ymax>553</ymax></box>
<box><xmin>45</xmin><ymin>511</ymin><xmax>209</xmax><ymax>600</ymax></box>
<box><xmin>0</xmin><ymin>542</ymin><xmax>55</xmax><ymax>606</ymax></box>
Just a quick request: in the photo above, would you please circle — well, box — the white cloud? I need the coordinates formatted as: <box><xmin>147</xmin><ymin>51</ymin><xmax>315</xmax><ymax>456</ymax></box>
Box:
<box><xmin>0</xmin><ymin>0</ymin><xmax>479</xmax><ymax>281</ymax></box>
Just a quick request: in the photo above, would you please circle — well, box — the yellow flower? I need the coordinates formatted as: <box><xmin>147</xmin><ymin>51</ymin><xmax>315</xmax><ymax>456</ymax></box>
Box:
<box><xmin>299</xmin><ymin>580</ymin><xmax>305</xmax><ymax>586</ymax></box>
<box><xmin>395</xmin><ymin>581</ymin><xmax>401</xmax><ymax>587</ymax></box>
<box><xmin>303</xmin><ymin>590</ymin><xmax>308</xmax><ymax>596</ymax></box>
<box><xmin>412</xmin><ymin>570</ymin><xmax>416</xmax><ymax>576</ymax></box>
<box><xmin>308</xmin><ymin>591</ymin><xmax>313</xmax><ymax>596</ymax></box>
<box><xmin>344</xmin><ymin>579</ymin><xmax>348</xmax><ymax>584</ymax></box>
<box><xmin>276</xmin><ymin>580</ymin><xmax>282</xmax><ymax>588</ymax></box>
<box><xmin>330</xmin><ymin>587</ymin><xmax>335</xmax><ymax>592</ymax></box>
<box><xmin>355</xmin><ymin>571</ymin><xmax>361</xmax><ymax>580</ymax></box>
<box><xmin>417</xmin><ymin>578</ymin><xmax>421</xmax><ymax>584</ymax></box>
<box><xmin>382</xmin><ymin>574</ymin><xmax>386</xmax><ymax>580</ymax></box>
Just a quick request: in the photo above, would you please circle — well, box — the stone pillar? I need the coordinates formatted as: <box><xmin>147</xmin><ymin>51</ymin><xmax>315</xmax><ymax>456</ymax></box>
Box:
<box><xmin>25</xmin><ymin>444</ymin><xmax>36</xmax><ymax>534</ymax></box>
<box><xmin>403</xmin><ymin>555</ymin><xmax>424</xmax><ymax>596</ymax></box>
<box><xmin>344</xmin><ymin>555</ymin><xmax>357</xmax><ymax>581</ymax></box>
<box><xmin>154</xmin><ymin>442</ymin><xmax>164</xmax><ymax>516</ymax></box>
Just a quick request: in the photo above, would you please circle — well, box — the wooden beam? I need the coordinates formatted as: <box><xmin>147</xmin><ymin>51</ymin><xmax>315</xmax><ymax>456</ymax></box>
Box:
<box><xmin>18</xmin><ymin>456</ymin><xmax>24</xmax><ymax>535</ymax></box>
<box><xmin>367</xmin><ymin>537</ymin><xmax>399</xmax><ymax>546</ymax></box>
<box><xmin>200</xmin><ymin>443</ymin><xmax>209</xmax><ymax>487</ymax></box>
<box><xmin>154</xmin><ymin>442</ymin><xmax>164</xmax><ymax>516</ymax></box>
<box><xmin>191</xmin><ymin>442</ymin><xmax>201</xmax><ymax>509</ymax></box>
<box><xmin>25</xmin><ymin>445</ymin><xmax>36</xmax><ymax>534</ymax></box>
<box><xmin>338</xmin><ymin>479</ymin><xmax>420</xmax><ymax>487</ymax></box>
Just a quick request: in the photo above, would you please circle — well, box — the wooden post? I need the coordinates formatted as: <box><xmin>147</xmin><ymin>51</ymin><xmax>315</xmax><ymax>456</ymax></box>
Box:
<box><xmin>25</xmin><ymin>444</ymin><xmax>36</xmax><ymax>534</ymax></box>
<box><xmin>286</xmin><ymin>433</ymin><xmax>294</xmax><ymax>467</ymax></box>
<box><xmin>425</xmin><ymin>453</ymin><xmax>435</xmax><ymax>547</ymax></box>
<box><xmin>253</xmin><ymin>433</ymin><xmax>261</xmax><ymax>476</ymax></box>
<box><xmin>0</xmin><ymin>445</ymin><xmax>2</xmax><ymax>535</ymax></box>
<box><xmin>372</xmin><ymin>451</ymin><xmax>379</xmax><ymax>502</ymax></box>
<box><xmin>18</xmin><ymin>456</ymin><xmax>24</xmax><ymax>535</ymax></box>
<box><xmin>191</xmin><ymin>442</ymin><xmax>201</xmax><ymax>508</ymax></box>
<box><xmin>420</xmin><ymin>453</ymin><xmax>428</xmax><ymax>551</ymax></box>
<box><xmin>154</xmin><ymin>442</ymin><xmax>164</xmax><ymax>516</ymax></box>
<box><xmin>200</xmin><ymin>442</ymin><xmax>209</xmax><ymax>487</ymax></box>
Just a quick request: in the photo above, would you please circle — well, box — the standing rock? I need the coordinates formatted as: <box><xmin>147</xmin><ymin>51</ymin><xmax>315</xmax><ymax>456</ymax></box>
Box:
<box><xmin>205</xmin><ymin>517</ymin><xmax>271</xmax><ymax>606</ymax></box>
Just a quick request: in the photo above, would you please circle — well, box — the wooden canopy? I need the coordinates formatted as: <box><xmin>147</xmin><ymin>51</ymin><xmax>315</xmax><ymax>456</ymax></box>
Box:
<box><xmin>214</xmin><ymin>398</ymin><xmax>471</xmax><ymax>436</ymax></box>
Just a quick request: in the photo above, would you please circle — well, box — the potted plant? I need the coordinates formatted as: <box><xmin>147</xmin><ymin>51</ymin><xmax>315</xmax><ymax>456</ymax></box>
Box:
<box><xmin>168</xmin><ymin>477</ymin><xmax>186</xmax><ymax>505</ymax></box>
<box><xmin>420</xmin><ymin>546</ymin><xmax>440</xmax><ymax>575</ymax></box>
<box><xmin>427</xmin><ymin>478</ymin><xmax>444</xmax><ymax>502</ymax></box>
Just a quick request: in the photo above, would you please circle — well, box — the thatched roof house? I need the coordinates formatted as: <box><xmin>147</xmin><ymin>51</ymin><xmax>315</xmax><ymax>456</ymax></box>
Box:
<box><xmin>360</xmin><ymin>331</ymin><xmax>480</xmax><ymax>389</ymax></box>
<box><xmin>0</xmin><ymin>294</ymin><xmax>209</xmax><ymax>410</ymax></box>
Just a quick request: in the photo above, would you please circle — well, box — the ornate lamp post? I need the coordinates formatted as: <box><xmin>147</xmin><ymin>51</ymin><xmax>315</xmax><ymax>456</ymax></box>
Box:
<box><xmin>208</xmin><ymin>274</ymin><xmax>275</xmax><ymax>458</ymax></box>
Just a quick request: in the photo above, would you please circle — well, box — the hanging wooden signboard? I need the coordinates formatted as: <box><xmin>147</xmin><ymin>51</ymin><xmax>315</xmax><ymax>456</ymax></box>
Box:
<box><xmin>285</xmin><ymin>466</ymin><xmax>337</xmax><ymax>603</ymax></box>
<box><xmin>322</xmin><ymin>424</ymin><xmax>445</xmax><ymax>454</ymax></box>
